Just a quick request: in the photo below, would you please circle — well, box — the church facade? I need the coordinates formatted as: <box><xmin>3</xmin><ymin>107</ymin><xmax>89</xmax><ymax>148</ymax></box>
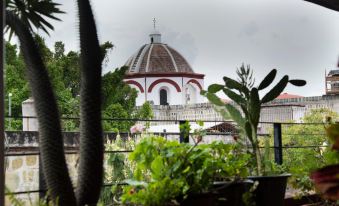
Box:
<box><xmin>122</xmin><ymin>28</ymin><xmax>339</xmax><ymax>131</ymax></box>
<box><xmin>123</xmin><ymin>30</ymin><xmax>204</xmax><ymax>106</ymax></box>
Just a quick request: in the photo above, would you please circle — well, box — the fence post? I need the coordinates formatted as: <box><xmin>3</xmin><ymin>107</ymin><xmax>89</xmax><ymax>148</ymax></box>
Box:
<box><xmin>163</xmin><ymin>129</ymin><xmax>167</xmax><ymax>140</ymax></box>
<box><xmin>179</xmin><ymin>121</ymin><xmax>188</xmax><ymax>143</ymax></box>
<box><xmin>273</xmin><ymin>123</ymin><xmax>283</xmax><ymax>165</ymax></box>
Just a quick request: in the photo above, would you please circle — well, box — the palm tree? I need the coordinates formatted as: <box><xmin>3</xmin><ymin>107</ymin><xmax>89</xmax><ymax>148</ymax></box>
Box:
<box><xmin>5</xmin><ymin>0</ymin><xmax>104</xmax><ymax>205</ymax></box>
<box><xmin>5</xmin><ymin>0</ymin><xmax>64</xmax><ymax>38</ymax></box>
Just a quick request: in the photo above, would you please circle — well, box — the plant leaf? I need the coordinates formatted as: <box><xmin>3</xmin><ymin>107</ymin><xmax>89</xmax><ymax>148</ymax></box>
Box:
<box><xmin>151</xmin><ymin>156</ymin><xmax>164</xmax><ymax>179</ymax></box>
<box><xmin>208</xmin><ymin>84</ymin><xmax>224</xmax><ymax>93</ymax></box>
<box><xmin>224</xmin><ymin>76</ymin><xmax>250</xmax><ymax>96</ymax></box>
<box><xmin>289</xmin><ymin>79</ymin><xmax>306</xmax><ymax>87</ymax></box>
<box><xmin>200</xmin><ymin>90</ymin><xmax>207</xmax><ymax>95</ymax></box>
<box><xmin>224</xmin><ymin>103</ymin><xmax>245</xmax><ymax>127</ymax></box>
<box><xmin>223</xmin><ymin>88</ymin><xmax>246</xmax><ymax>105</ymax></box>
<box><xmin>223</xmin><ymin>76</ymin><xmax>242</xmax><ymax>90</ymax></box>
<box><xmin>206</xmin><ymin>93</ymin><xmax>225</xmax><ymax>106</ymax></box>
<box><xmin>261</xmin><ymin>75</ymin><xmax>289</xmax><ymax>104</ymax></box>
<box><xmin>249</xmin><ymin>88</ymin><xmax>261</xmax><ymax>125</ymax></box>
<box><xmin>258</xmin><ymin>69</ymin><xmax>277</xmax><ymax>90</ymax></box>
<box><xmin>245</xmin><ymin>121</ymin><xmax>253</xmax><ymax>142</ymax></box>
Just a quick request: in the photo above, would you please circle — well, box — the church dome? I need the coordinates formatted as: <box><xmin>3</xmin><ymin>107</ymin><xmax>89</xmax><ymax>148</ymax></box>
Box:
<box><xmin>124</xmin><ymin>32</ymin><xmax>194</xmax><ymax>74</ymax></box>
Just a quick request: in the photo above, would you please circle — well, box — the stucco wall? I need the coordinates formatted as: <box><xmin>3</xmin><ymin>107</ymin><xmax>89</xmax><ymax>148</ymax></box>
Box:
<box><xmin>125</xmin><ymin>76</ymin><xmax>204</xmax><ymax>106</ymax></box>
<box><xmin>22</xmin><ymin>98</ymin><xmax>38</xmax><ymax>131</ymax></box>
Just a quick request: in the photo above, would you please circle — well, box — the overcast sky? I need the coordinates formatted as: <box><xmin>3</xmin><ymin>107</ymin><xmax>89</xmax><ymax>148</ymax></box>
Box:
<box><xmin>38</xmin><ymin>0</ymin><xmax>339</xmax><ymax>97</ymax></box>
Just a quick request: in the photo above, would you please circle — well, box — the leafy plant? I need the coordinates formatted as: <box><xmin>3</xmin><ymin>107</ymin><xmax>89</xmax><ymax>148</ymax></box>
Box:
<box><xmin>310</xmin><ymin>120</ymin><xmax>339</xmax><ymax>201</ymax></box>
<box><xmin>6</xmin><ymin>187</ymin><xmax>58</xmax><ymax>206</ymax></box>
<box><xmin>279</xmin><ymin>109</ymin><xmax>339</xmax><ymax>197</ymax></box>
<box><xmin>121</xmin><ymin>136</ymin><xmax>250</xmax><ymax>205</ymax></box>
<box><xmin>179</xmin><ymin>120</ymin><xmax>191</xmax><ymax>142</ymax></box>
<box><xmin>136</xmin><ymin>101</ymin><xmax>154</xmax><ymax>129</ymax></box>
<box><xmin>99</xmin><ymin>135</ymin><xmax>135</xmax><ymax>205</ymax></box>
<box><xmin>201</xmin><ymin>64</ymin><xmax>306</xmax><ymax>175</ymax></box>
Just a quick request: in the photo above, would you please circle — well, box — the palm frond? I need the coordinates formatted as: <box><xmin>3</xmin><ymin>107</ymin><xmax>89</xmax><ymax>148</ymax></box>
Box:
<box><xmin>5</xmin><ymin>0</ymin><xmax>65</xmax><ymax>37</ymax></box>
<box><xmin>304</xmin><ymin>0</ymin><xmax>339</xmax><ymax>12</ymax></box>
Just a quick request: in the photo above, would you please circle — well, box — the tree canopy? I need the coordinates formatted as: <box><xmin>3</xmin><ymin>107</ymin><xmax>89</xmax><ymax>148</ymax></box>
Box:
<box><xmin>280</xmin><ymin>108</ymin><xmax>339</xmax><ymax>196</ymax></box>
<box><xmin>4</xmin><ymin>37</ymin><xmax>145</xmax><ymax>131</ymax></box>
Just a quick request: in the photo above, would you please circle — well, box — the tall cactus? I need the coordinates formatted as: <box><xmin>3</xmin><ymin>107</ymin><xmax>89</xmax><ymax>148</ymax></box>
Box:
<box><xmin>202</xmin><ymin>64</ymin><xmax>306</xmax><ymax>175</ymax></box>
<box><xmin>6</xmin><ymin>11</ymin><xmax>76</xmax><ymax>205</ymax></box>
<box><xmin>6</xmin><ymin>0</ymin><xmax>103</xmax><ymax>205</ymax></box>
<box><xmin>76</xmin><ymin>0</ymin><xmax>103</xmax><ymax>205</ymax></box>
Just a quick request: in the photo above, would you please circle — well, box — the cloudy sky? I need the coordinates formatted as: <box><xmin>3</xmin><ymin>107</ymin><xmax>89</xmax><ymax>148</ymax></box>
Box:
<box><xmin>39</xmin><ymin>0</ymin><xmax>339</xmax><ymax>97</ymax></box>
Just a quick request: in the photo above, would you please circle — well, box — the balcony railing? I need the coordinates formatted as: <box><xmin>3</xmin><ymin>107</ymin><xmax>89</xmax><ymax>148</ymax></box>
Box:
<box><xmin>3</xmin><ymin>116</ymin><xmax>328</xmax><ymax>204</ymax></box>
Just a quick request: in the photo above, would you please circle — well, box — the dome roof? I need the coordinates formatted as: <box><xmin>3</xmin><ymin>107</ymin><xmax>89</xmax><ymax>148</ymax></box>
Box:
<box><xmin>125</xmin><ymin>32</ymin><xmax>194</xmax><ymax>74</ymax></box>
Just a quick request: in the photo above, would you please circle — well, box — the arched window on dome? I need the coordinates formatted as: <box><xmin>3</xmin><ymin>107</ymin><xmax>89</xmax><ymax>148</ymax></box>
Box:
<box><xmin>160</xmin><ymin>89</ymin><xmax>168</xmax><ymax>105</ymax></box>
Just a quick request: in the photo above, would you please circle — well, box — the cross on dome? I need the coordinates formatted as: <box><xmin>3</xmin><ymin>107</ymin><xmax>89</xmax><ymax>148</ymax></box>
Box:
<box><xmin>150</xmin><ymin>18</ymin><xmax>161</xmax><ymax>43</ymax></box>
<box><xmin>153</xmin><ymin>18</ymin><xmax>156</xmax><ymax>30</ymax></box>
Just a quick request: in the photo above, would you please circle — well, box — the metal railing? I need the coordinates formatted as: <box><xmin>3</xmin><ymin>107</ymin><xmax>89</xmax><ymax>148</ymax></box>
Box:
<box><xmin>3</xmin><ymin>116</ymin><xmax>328</xmax><ymax>202</ymax></box>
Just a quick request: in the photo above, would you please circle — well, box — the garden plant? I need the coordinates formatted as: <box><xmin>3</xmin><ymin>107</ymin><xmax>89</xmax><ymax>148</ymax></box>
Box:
<box><xmin>310</xmin><ymin>119</ymin><xmax>339</xmax><ymax>203</ymax></box>
<box><xmin>278</xmin><ymin>109</ymin><xmax>339</xmax><ymax>199</ymax></box>
<box><xmin>99</xmin><ymin>134</ymin><xmax>135</xmax><ymax>205</ymax></box>
<box><xmin>121</xmin><ymin>135</ymin><xmax>251</xmax><ymax>205</ymax></box>
<box><xmin>202</xmin><ymin>64</ymin><xmax>306</xmax><ymax>176</ymax></box>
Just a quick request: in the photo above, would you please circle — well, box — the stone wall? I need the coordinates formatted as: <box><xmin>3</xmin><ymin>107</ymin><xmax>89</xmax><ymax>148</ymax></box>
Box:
<box><xmin>4</xmin><ymin>131</ymin><xmax>128</xmax><ymax>206</ymax></box>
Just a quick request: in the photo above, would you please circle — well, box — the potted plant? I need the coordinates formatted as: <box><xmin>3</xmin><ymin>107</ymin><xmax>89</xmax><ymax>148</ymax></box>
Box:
<box><xmin>121</xmin><ymin>134</ymin><xmax>251</xmax><ymax>205</ymax></box>
<box><xmin>201</xmin><ymin>64</ymin><xmax>306</xmax><ymax>206</ymax></box>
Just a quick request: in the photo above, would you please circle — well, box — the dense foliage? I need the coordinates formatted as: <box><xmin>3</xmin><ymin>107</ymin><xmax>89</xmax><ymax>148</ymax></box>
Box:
<box><xmin>4</xmin><ymin>38</ymin><xmax>148</xmax><ymax>131</ymax></box>
<box><xmin>99</xmin><ymin>136</ymin><xmax>135</xmax><ymax>205</ymax></box>
<box><xmin>121</xmin><ymin>136</ymin><xmax>250</xmax><ymax>205</ymax></box>
<box><xmin>281</xmin><ymin>109</ymin><xmax>339</xmax><ymax>197</ymax></box>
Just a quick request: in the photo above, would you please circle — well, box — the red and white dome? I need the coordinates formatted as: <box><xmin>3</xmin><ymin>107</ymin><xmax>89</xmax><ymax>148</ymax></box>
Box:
<box><xmin>124</xmin><ymin>30</ymin><xmax>205</xmax><ymax>106</ymax></box>
<box><xmin>125</xmin><ymin>43</ymin><xmax>193</xmax><ymax>74</ymax></box>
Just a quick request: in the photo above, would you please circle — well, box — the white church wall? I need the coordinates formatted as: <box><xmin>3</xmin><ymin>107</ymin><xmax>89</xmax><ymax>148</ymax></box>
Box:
<box><xmin>292</xmin><ymin>106</ymin><xmax>307</xmax><ymax>122</ymax></box>
<box><xmin>22</xmin><ymin>98</ymin><xmax>38</xmax><ymax>131</ymax></box>
<box><xmin>146</xmin><ymin>77</ymin><xmax>183</xmax><ymax>105</ymax></box>
<box><xmin>129</xmin><ymin>85</ymin><xmax>145</xmax><ymax>106</ymax></box>
<box><xmin>124</xmin><ymin>76</ymin><xmax>205</xmax><ymax>106</ymax></box>
<box><xmin>182</xmin><ymin>84</ymin><xmax>197</xmax><ymax>104</ymax></box>
<box><xmin>148</xmin><ymin>82</ymin><xmax>182</xmax><ymax>105</ymax></box>
<box><xmin>124</xmin><ymin>78</ymin><xmax>145</xmax><ymax>106</ymax></box>
<box><xmin>182</xmin><ymin>77</ymin><xmax>204</xmax><ymax>104</ymax></box>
